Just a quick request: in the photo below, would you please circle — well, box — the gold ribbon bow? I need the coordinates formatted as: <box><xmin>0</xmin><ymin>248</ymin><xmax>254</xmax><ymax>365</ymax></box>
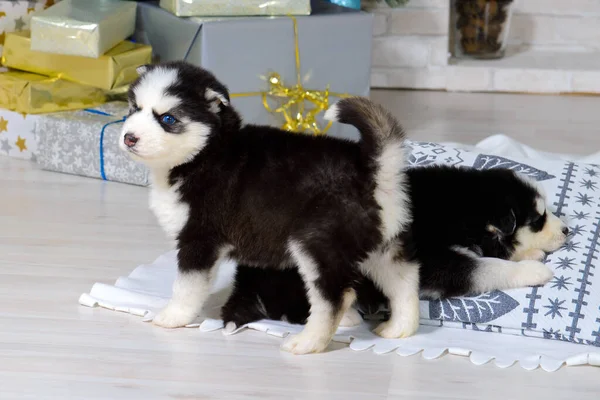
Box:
<box><xmin>230</xmin><ymin>16</ymin><xmax>350</xmax><ymax>135</ymax></box>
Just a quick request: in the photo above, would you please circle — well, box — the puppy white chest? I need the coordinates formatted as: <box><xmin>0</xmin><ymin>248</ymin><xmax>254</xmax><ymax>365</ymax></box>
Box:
<box><xmin>149</xmin><ymin>180</ymin><xmax>189</xmax><ymax>240</ymax></box>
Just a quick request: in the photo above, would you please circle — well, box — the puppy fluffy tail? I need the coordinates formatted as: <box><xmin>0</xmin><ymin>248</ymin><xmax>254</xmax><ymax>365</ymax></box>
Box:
<box><xmin>325</xmin><ymin>97</ymin><xmax>409</xmax><ymax>240</ymax></box>
<box><xmin>324</xmin><ymin>97</ymin><xmax>406</xmax><ymax>162</ymax></box>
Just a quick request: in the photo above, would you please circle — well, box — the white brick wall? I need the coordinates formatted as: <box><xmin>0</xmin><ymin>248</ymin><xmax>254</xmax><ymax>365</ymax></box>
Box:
<box><xmin>365</xmin><ymin>0</ymin><xmax>449</xmax><ymax>88</ymax></box>
<box><xmin>389</xmin><ymin>8</ymin><xmax>449</xmax><ymax>35</ymax></box>
<box><xmin>372</xmin><ymin>36</ymin><xmax>431</xmax><ymax>68</ymax></box>
<box><xmin>513</xmin><ymin>0</ymin><xmax>600</xmax><ymax>16</ymax></box>
<box><xmin>492</xmin><ymin>69</ymin><xmax>571</xmax><ymax>93</ymax></box>
<box><xmin>366</xmin><ymin>0</ymin><xmax>600</xmax><ymax>94</ymax></box>
<box><xmin>510</xmin><ymin>14</ymin><xmax>600</xmax><ymax>52</ymax></box>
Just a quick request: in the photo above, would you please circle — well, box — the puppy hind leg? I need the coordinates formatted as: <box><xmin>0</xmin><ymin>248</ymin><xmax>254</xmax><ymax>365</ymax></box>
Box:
<box><xmin>282</xmin><ymin>241</ymin><xmax>356</xmax><ymax>355</ymax></box>
<box><xmin>339</xmin><ymin>307</ymin><xmax>363</xmax><ymax>327</ymax></box>
<box><xmin>373</xmin><ymin>262</ymin><xmax>420</xmax><ymax>339</ymax></box>
<box><xmin>362</xmin><ymin>248</ymin><xmax>420</xmax><ymax>339</ymax></box>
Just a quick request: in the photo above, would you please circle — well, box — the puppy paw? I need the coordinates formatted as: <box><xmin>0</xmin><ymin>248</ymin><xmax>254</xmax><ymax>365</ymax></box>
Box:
<box><xmin>339</xmin><ymin>308</ymin><xmax>362</xmax><ymax>327</ymax></box>
<box><xmin>518</xmin><ymin>249</ymin><xmax>546</xmax><ymax>261</ymax></box>
<box><xmin>373</xmin><ymin>318</ymin><xmax>419</xmax><ymax>339</ymax></box>
<box><xmin>280</xmin><ymin>331</ymin><xmax>331</xmax><ymax>355</ymax></box>
<box><xmin>153</xmin><ymin>305</ymin><xmax>197</xmax><ymax>328</ymax></box>
<box><xmin>516</xmin><ymin>260</ymin><xmax>554</xmax><ymax>287</ymax></box>
<box><xmin>223</xmin><ymin>322</ymin><xmax>238</xmax><ymax>335</ymax></box>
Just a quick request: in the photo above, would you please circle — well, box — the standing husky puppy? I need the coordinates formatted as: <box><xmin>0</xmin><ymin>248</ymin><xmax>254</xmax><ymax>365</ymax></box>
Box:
<box><xmin>119</xmin><ymin>61</ymin><xmax>414</xmax><ymax>354</ymax></box>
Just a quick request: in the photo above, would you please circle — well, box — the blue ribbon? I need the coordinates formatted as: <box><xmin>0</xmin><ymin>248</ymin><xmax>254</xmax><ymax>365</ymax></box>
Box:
<box><xmin>84</xmin><ymin>108</ymin><xmax>127</xmax><ymax>181</ymax></box>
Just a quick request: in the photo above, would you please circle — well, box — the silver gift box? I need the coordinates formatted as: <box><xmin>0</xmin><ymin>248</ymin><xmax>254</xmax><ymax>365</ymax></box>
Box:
<box><xmin>31</xmin><ymin>0</ymin><xmax>137</xmax><ymax>58</ymax></box>
<box><xmin>36</xmin><ymin>102</ymin><xmax>149</xmax><ymax>186</ymax></box>
<box><xmin>134</xmin><ymin>0</ymin><xmax>373</xmax><ymax>141</ymax></box>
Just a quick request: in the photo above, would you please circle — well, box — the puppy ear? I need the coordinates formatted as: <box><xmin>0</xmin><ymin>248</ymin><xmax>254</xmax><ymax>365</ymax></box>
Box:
<box><xmin>487</xmin><ymin>209</ymin><xmax>517</xmax><ymax>238</ymax></box>
<box><xmin>136</xmin><ymin>64</ymin><xmax>150</xmax><ymax>75</ymax></box>
<box><xmin>205</xmin><ymin>85</ymin><xmax>230</xmax><ymax>114</ymax></box>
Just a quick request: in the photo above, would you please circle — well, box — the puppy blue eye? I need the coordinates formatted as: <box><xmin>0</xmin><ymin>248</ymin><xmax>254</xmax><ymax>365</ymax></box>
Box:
<box><xmin>161</xmin><ymin>114</ymin><xmax>177</xmax><ymax>125</ymax></box>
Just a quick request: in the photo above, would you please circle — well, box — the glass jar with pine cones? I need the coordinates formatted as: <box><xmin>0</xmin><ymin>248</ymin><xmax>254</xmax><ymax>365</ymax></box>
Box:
<box><xmin>451</xmin><ymin>0</ymin><xmax>514</xmax><ymax>59</ymax></box>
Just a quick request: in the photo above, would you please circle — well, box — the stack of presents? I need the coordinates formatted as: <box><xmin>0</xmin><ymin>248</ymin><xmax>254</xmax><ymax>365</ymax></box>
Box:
<box><xmin>0</xmin><ymin>0</ymin><xmax>373</xmax><ymax>186</ymax></box>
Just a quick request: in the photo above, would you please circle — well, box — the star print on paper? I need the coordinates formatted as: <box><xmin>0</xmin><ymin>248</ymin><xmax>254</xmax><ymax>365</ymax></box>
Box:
<box><xmin>555</xmin><ymin>256</ymin><xmax>576</xmax><ymax>270</ymax></box>
<box><xmin>584</xmin><ymin>167</ymin><xmax>598</xmax><ymax>177</ymax></box>
<box><xmin>0</xmin><ymin>12</ymin><xmax>6</xmax><ymax>18</ymax></box>
<box><xmin>575</xmin><ymin>192</ymin><xmax>594</xmax><ymax>206</ymax></box>
<box><xmin>571</xmin><ymin>211</ymin><xmax>590</xmax><ymax>220</ymax></box>
<box><xmin>543</xmin><ymin>328</ymin><xmax>562</xmax><ymax>340</ymax></box>
<box><xmin>580</xmin><ymin>179</ymin><xmax>597</xmax><ymax>191</ymax></box>
<box><xmin>15</xmin><ymin>136</ymin><xmax>27</xmax><ymax>152</ymax></box>
<box><xmin>550</xmin><ymin>276</ymin><xmax>572</xmax><ymax>291</ymax></box>
<box><xmin>569</xmin><ymin>224</ymin><xmax>586</xmax><ymax>237</ymax></box>
<box><xmin>1</xmin><ymin>138</ymin><xmax>12</xmax><ymax>154</ymax></box>
<box><xmin>0</xmin><ymin>117</ymin><xmax>8</xmax><ymax>133</ymax></box>
<box><xmin>14</xmin><ymin>16</ymin><xmax>26</xmax><ymax>30</ymax></box>
<box><xmin>544</xmin><ymin>298</ymin><xmax>567</xmax><ymax>319</ymax></box>
<box><xmin>27</xmin><ymin>8</ymin><xmax>35</xmax><ymax>15</ymax></box>
<box><xmin>560</xmin><ymin>241</ymin><xmax>580</xmax><ymax>253</ymax></box>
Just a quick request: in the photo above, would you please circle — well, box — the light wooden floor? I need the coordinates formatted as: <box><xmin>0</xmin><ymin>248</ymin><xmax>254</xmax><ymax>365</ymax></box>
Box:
<box><xmin>1</xmin><ymin>90</ymin><xmax>599</xmax><ymax>399</ymax></box>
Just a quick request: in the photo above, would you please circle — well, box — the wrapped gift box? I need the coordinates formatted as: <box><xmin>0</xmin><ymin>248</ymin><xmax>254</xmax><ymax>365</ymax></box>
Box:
<box><xmin>159</xmin><ymin>0</ymin><xmax>310</xmax><ymax>17</ymax></box>
<box><xmin>0</xmin><ymin>70</ymin><xmax>107</xmax><ymax>114</ymax></box>
<box><xmin>135</xmin><ymin>0</ymin><xmax>373</xmax><ymax>141</ymax></box>
<box><xmin>31</xmin><ymin>0</ymin><xmax>137</xmax><ymax>58</ymax></box>
<box><xmin>0</xmin><ymin>109</ymin><xmax>39</xmax><ymax>160</ymax></box>
<box><xmin>2</xmin><ymin>31</ymin><xmax>152</xmax><ymax>90</ymax></box>
<box><xmin>0</xmin><ymin>0</ymin><xmax>55</xmax><ymax>59</ymax></box>
<box><xmin>36</xmin><ymin>102</ymin><xmax>149</xmax><ymax>186</ymax></box>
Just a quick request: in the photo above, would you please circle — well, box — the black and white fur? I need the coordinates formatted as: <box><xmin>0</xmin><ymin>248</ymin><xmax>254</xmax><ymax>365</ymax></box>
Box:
<box><xmin>222</xmin><ymin>166</ymin><xmax>567</xmax><ymax>329</ymax></box>
<box><xmin>119</xmin><ymin>61</ymin><xmax>415</xmax><ymax>354</ymax></box>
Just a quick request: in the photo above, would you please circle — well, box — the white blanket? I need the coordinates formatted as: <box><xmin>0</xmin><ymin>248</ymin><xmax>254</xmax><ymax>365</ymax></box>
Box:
<box><xmin>79</xmin><ymin>135</ymin><xmax>600</xmax><ymax>371</ymax></box>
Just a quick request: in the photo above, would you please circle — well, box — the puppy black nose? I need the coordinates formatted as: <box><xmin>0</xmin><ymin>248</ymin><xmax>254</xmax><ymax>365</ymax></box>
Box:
<box><xmin>562</xmin><ymin>227</ymin><xmax>569</xmax><ymax>235</ymax></box>
<box><xmin>124</xmin><ymin>133</ymin><xmax>139</xmax><ymax>148</ymax></box>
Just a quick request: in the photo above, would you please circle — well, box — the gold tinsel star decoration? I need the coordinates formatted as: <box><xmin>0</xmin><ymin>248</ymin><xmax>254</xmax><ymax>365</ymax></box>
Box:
<box><xmin>0</xmin><ymin>12</ymin><xmax>6</xmax><ymax>18</ymax></box>
<box><xmin>0</xmin><ymin>117</ymin><xmax>8</xmax><ymax>133</ymax></box>
<box><xmin>230</xmin><ymin>16</ymin><xmax>350</xmax><ymax>136</ymax></box>
<box><xmin>0</xmin><ymin>32</ymin><xmax>5</xmax><ymax>46</ymax></box>
<box><xmin>262</xmin><ymin>72</ymin><xmax>333</xmax><ymax>135</ymax></box>
<box><xmin>15</xmin><ymin>136</ymin><xmax>27</xmax><ymax>152</ymax></box>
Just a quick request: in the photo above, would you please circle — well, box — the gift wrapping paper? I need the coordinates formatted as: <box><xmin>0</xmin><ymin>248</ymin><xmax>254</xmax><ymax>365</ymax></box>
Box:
<box><xmin>0</xmin><ymin>70</ymin><xmax>107</xmax><ymax>114</ymax></box>
<box><xmin>159</xmin><ymin>0</ymin><xmax>310</xmax><ymax>17</ymax></box>
<box><xmin>135</xmin><ymin>0</ymin><xmax>373</xmax><ymax>141</ymax></box>
<box><xmin>0</xmin><ymin>0</ymin><xmax>56</xmax><ymax>59</ymax></box>
<box><xmin>31</xmin><ymin>0</ymin><xmax>137</xmax><ymax>58</ymax></box>
<box><xmin>36</xmin><ymin>102</ymin><xmax>149</xmax><ymax>186</ymax></box>
<box><xmin>2</xmin><ymin>31</ymin><xmax>152</xmax><ymax>90</ymax></box>
<box><xmin>0</xmin><ymin>109</ymin><xmax>39</xmax><ymax>160</ymax></box>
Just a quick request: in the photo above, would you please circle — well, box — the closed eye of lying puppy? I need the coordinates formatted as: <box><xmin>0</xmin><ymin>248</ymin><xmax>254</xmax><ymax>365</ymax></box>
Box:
<box><xmin>222</xmin><ymin>165</ymin><xmax>568</xmax><ymax>330</ymax></box>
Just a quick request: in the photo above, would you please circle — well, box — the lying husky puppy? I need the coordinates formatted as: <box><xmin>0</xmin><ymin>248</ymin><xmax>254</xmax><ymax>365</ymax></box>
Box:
<box><xmin>119</xmin><ymin>61</ymin><xmax>414</xmax><ymax>354</ymax></box>
<box><xmin>222</xmin><ymin>165</ymin><xmax>567</xmax><ymax>329</ymax></box>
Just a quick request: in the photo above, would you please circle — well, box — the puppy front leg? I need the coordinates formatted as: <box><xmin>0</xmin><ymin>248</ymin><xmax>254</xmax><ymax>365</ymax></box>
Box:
<box><xmin>511</xmin><ymin>248</ymin><xmax>546</xmax><ymax>262</ymax></box>
<box><xmin>470</xmin><ymin>258</ymin><xmax>553</xmax><ymax>292</ymax></box>
<box><xmin>153</xmin><ymin>242</ymin><xmax>222</xmax><ymax>328</ymax></box>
